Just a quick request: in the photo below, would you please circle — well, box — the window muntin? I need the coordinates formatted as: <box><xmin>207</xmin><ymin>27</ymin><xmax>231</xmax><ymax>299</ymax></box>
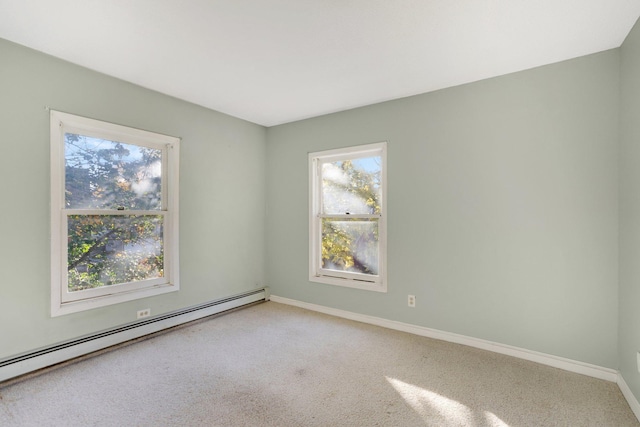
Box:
<box><xmin>310</xmin><ymin>142</ymin><xmax>387</xmax><ymax>292</ymax></box>
<box><xmin>51</xmin><ymin>111</ymin><xmax>180</xmax><ymax>316</ymax></box>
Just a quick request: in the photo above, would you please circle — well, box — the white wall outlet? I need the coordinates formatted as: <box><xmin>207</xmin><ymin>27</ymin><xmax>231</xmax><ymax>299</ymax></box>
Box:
<box><xmin>137</xmin><ymin>309</ymin><xmax>151</xmax><ymax>319</ymax></box>
<box><xmin>408</xmin><ymin>295</ymin><xmax>416</xmax><ymax>308</ymax></box>
<box><xmin>637</xmin><ymin>351</ymin><xmax>640</xmax><ymax>373</ymax></box>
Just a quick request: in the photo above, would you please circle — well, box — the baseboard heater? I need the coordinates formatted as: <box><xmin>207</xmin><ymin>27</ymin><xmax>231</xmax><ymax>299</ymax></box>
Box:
<box><xmin>0</xmin><ymin>287</ymin><xmax>270</xmax><ymax>384</ymax></box>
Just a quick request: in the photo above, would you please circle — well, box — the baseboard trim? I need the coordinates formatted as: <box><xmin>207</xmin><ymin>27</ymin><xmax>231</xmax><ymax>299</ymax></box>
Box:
<box><xmin>269</xmin><ymin>295</ymin><xmax>618</xmax><ymax>383</ymax></box>
<box><xmin>618</xmin><ymin>374</ymin><xmax>640</xmax><ymax>421</ymax></box>
<box><xmin>0</xmin><ymin>287</ymin><xmax>269</xmax><ymax>383</ymax></box>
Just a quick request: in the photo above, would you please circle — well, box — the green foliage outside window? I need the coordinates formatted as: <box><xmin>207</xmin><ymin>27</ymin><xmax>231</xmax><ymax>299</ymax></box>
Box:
<box><xmin>321</xmin><ymin>158</ymin><xmax>381</xmax><ymax>275</ymax></box>
<box><xmin>65</xmin><ymin>134</ymin><xmax>165</xmax><ymax>292</ymax></box>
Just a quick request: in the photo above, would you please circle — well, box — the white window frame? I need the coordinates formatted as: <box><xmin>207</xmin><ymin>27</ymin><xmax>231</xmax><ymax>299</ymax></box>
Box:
<box><xmin>309</xmin><ymin>142</ymin><xmax>387</xmax><ymax>292</ymax></box>
<box><xmin>50</xmin><ymin>110</ymin><xmax>180</xmax><ymax>316</ymax></box>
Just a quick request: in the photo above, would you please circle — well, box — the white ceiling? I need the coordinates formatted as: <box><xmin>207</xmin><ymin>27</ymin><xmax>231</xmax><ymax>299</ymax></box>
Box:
<box><xmin>1</xmin><ymin>1</ymin><xmax>639</xmax><ymax>127</ymax></box>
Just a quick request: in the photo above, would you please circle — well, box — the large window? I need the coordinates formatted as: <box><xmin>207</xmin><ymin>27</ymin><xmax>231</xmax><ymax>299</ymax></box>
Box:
<box><xmin>309</xmin><ymin>142</ymin><xmax>387</xmax><ymax>292</ymax></box>
<box><xmin>50</xmin><ymin>111</ymin><xmax>180</xmax><ymax>316</ymax></box>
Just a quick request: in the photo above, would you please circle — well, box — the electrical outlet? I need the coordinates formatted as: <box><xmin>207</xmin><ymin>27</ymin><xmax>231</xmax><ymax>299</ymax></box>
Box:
<box><xmin>408</xmin><ymin>295</ymin><xmax>416</xmax><ymax>308</ymax></box>
<box><xmin>137</xmin><ymin>309</ymin><xmax>151</xmax><ymax>319</ymax></box>
<box><xmin>637</xmin><ymin>351</ymin><xmax>640</xmax><ymax>373</ymax></box>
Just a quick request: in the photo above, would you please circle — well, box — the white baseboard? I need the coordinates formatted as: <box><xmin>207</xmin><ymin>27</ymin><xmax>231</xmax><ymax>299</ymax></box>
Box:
<box><xmin>269</xmin><ymin>295</ymin><xmax>618</xmax><ymax>382</ymax></box>
<box><xmin>618</xmin><ymin>374</ymin><xmax>640</xmax><ymax>421</ymax></box>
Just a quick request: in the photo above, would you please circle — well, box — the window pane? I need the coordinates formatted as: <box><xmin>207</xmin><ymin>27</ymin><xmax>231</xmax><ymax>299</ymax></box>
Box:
<box><xmin>65</xmin><ymin>133</ymin><xmax>163</xmax><ymax>210</ymax></box>
<box><xmin>67</xmin><ymin>215</ymin><xmax>164</xmax><ymax>292</ymax></box>
<box><xmin>322</xmin><ymin>156</ymin><xmax>381</xmax><ymax>215</ymax></box>
<box><xmin>322</xmin><ymin>218</ymin><xmax>379</xmax><ymax>275</ymax></box>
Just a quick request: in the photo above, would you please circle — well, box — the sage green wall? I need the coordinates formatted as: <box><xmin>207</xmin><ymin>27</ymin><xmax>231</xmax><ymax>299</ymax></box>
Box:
<box><xmin>620</xmin><ymin>18</ymin><xmax>640</xmax><ymax>402</ymax></box>
<box><xmin>0</xmin><ymin>31</ymin><xmax>625</xmax><ymax>375</ymax></box>
<box><xmin>0</xmin><ymin>38</ymin><xmax>266</xmax><ymax>359</ymax></box>
<box><xmin>266</xmin><ymin>50</ymin><xmax>620</xmax><ymax>368</ymax></box>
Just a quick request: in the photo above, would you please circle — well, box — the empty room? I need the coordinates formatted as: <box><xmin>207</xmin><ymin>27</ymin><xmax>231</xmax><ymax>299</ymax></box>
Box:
<box><xmin>2</xmin><ymin>1</ymin><xmax>640</xmax><ymax>425</ymax></box>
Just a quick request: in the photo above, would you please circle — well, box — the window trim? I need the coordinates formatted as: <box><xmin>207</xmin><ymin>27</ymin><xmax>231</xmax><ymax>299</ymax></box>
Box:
<box><xmin>309</xmin><ymin>142</ymin><xmax>387</xmax><ymax>292</ymax></box>
<box><xmin>50</xmin><ymin>110</ymin><xmax>180</xmax><ymax>316</ymax></box>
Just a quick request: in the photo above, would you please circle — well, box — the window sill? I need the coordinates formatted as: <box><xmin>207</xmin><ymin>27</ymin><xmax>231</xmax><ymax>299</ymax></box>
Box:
<box><xmin>51</xmin><ymin>282</ymin><xmax>179</xmax><ymax>317</ymax></box>
<box><xmin>309</xmin><ymin>274</ymin><xmax>387</xmax><ymax>293</ymax></box>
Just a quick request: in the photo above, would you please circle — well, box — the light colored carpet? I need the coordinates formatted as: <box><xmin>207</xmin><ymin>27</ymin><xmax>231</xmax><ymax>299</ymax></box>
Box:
<box><xmin>0</xmin><ymin>301</ymin><xmax>637</xmax><ymax>426</ymax></box>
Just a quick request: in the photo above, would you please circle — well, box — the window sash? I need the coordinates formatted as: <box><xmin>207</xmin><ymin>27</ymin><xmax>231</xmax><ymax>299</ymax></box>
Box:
<box><xmin>60</xmin><ymin>211</ymin><xmax>170</xmax><ymax>303</ymax></box>
<box><xmin>317</xmin><ymin>157</ymin><xmax>383</xmax><ymax>216</ymax></box>
<box><xmin>315</xmin><ymin>216</ymin><xmax>381</xmax><ymax>281</ymax></box>
<box><xmin>61</xmin><ymin>127</ymin><xmax>169</xmax><ymax>212</ymax></box>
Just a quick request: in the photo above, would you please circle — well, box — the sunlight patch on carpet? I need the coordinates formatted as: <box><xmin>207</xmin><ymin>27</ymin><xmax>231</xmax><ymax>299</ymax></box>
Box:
<box><xmin>386</xmin><ymin>377</ymin><xmax>473</xmax><ymax>425</ymax></box>
<box><xmin>484</xmin><ymin>410</ymin><xmax>510</xmax><ymax>426</ymax></box>
<box><xmin>385</xmin><ymin>377</ymin><xmax>512</xmax><ymax>426</ymax></box>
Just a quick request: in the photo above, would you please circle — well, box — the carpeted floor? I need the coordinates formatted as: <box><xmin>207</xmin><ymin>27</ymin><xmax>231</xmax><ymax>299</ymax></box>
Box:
<box><xmin>0</xmin><ymin>301</ymin><xmax>637</xmax><ymax>426</ymax></box>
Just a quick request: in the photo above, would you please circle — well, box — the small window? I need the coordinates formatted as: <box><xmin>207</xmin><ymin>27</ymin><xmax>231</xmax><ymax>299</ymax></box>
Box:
<box><xmin>50</xmin><ymin>111</ymin><xmax>180</xmax><ymax>316</ymax></box>
<box><xmin>309</xmin><ymin>142</ymin><xmax>387</xmax><ymax>292</ymax></box>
